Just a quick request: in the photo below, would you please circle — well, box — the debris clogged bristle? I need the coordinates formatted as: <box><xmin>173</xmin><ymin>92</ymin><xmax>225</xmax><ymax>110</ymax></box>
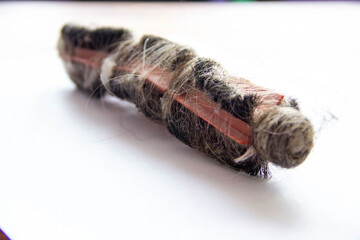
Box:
<box><xmin>194</xmin><ymin>59</ymin><xmax>258</xmax><ymax>124</ymax></box>
<box><xmin>61</xmin><ymin>24</ymin><xmax>132</xmax><ymax>51</ymax></box>
<box><xmin>58</xmin><ymin>24</ymin><xmax>315</xmax><ymax>177</ymax></box>
<box><xmin>253</xmin><ymin>106</ymin><xmax>314</xmax><ymax>168</ymax></box>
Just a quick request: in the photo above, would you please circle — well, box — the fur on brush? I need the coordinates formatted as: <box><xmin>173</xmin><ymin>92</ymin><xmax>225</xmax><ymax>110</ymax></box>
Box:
<box><xmin>58</xmin><ymin>24</ymin><xmax>314</xmax><ymax>178</ymax></box>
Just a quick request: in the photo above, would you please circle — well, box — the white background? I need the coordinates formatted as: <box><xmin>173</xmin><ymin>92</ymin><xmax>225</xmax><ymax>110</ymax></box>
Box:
<box><xmin>0</xmin><ymin>2</ymin><xmax>359</xmax><ymax>239</ymax></box>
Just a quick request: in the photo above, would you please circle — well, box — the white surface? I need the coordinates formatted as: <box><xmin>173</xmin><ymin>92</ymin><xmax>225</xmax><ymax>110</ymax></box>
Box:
<box><xmin>0</xmin><ymin>2</ymin><xmax>360</xmax><ymax>240</ymax></box>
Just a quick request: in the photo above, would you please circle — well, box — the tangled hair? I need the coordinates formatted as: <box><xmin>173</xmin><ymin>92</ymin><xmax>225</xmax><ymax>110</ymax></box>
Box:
<box><xmin>59</xmin><ymin>24</ymin><xmax>314</xmax><ymax>178</ymax></box>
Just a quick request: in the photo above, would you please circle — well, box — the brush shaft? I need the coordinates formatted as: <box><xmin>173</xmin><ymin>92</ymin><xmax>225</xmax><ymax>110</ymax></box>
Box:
<box><xmin>58</xmin><ymin>24</ymin><xmax>314</xmax><ymax>177</ymax></box>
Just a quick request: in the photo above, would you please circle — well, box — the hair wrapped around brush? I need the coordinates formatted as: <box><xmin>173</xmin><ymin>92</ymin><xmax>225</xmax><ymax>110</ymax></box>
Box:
<box><xmin>58</xmin><ymin>24</ymin><xmax>314</xmax><ymax>178</ymax></box>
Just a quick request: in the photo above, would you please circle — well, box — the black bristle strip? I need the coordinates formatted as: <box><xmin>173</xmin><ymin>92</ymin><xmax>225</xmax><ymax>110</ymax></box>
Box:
<box><xmin>61</xmin><ymin>24</ymin><xmax>132</xmax><ymax>51</ymax></box>
<box><xmin>139</xmin><ymin>35</ymin><xmax>166</xmax><ymax>48</ymax></box>
<box><xmin>106</xmin><ymin>71</ymin><xmax>140</xmax><ymax>102</ymax></box>
<box><xmin>67</xmin><ymin>62</ymin><xmax>105</xmax><ymax>98</ymax></box>
<box><xmin>171</xmin><ymin>48</ymin><xmax>195</xmax><ymax>71</ymax></box>
<box><xmin>193</xmin><ymin>59</ymin><xmax>259</xmax><ymax>124</ymax></box>
<box><xmin>165</xmin><ymin>100</ymin><xmax>269</xmax><ymax>177</ymax></box>
<box><xmin>137</xmin><ymin>35</ymin><xmax>196</xmax><ymax>71</ymax></box>
<box><xmin>106</xmin><ymin>71</ymin><xmax>164</xmax><ymax>121</ymax></box>
<box><xmin>220</xmin><ymin>94</ymin><xmax>258</xmax><ymax>124</ymax></box>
